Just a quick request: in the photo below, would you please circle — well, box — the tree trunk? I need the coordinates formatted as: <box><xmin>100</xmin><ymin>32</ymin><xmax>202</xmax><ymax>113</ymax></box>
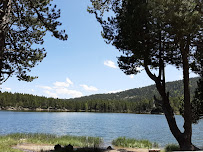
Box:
<box><xmin>155</xmin><ymin>68</ymin><xmax>198</xmax><ymax>150</ymax></box>
<box><xmin>0</xmin><ymin>1</ymin><xmax>6</xmax><ymax>82</ymax></box>
<box><xmin>0</xmin><ymin>0</ymin><xmax>11</xmax><ymax>83</ymax></box>
<box><xmin>159</xmin><ymin>89</ymin><xmax>198</xmax><ymax>150</ymax></box>
<box><xmin>144</xmin><ymin>40</ymin><xmax>199</xmax><ymax>150</ymax></box>
<box><xmin>179</xmin><ymin>40</ymin><xmax>193</xmax><ymax>150</ymax></box>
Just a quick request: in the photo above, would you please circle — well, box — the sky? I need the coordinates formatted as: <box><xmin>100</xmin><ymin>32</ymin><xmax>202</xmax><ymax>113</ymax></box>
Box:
<box><xmin>1</xmin><ymin>0</ymin><xmax>198</xmax><ymax>99</ymax></box>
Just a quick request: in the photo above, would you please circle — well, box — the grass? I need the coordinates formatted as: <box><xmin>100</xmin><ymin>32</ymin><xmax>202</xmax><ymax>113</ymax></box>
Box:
<box><xmin>0</xmin><ymin>133</ymin><xmax>103</xmax><ymax>152</ymax></box>
<box><xmin>0</xmin><ymin>135</ymin><xmax>22</xmax><ymax>152</ymax></box>
<box><xmin>164</xmin><ymin>144</ymin><xmax>180</xmax><ymax>152</ymax></box>
<box><xmin>0</xmin><ymin>134</ymin><xmax>180</xmax><ymax>152</ymax></box>
<box><xmin>112</xmin><ymin>137</ymin><xmax>157</xmax><ymax>149</ymax></box>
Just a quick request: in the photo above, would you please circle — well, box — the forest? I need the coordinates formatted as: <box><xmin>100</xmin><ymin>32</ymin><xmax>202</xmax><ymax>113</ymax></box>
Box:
<box><xmin>0</xmin><ymin>77</ymin><xmax>199</xmax><ymax>114</ymax></box>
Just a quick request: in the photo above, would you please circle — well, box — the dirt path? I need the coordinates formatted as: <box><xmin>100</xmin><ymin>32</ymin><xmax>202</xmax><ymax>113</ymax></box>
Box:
<box><xmin>13</xmin><ymin>143</ymin><xmax>157</xmax><ymax>152</ymax></box>
<box><xmin>13</xmin><ymin>143</ymin><xmax>54</xmax><ymax>152</ymax></box>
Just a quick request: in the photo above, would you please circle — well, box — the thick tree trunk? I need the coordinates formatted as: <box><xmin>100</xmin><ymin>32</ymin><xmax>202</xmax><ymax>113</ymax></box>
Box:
<box><xmin>0</xmin><ymin>28</ymin><xmax>5</xmax><ymax>82</ymax></box>
<box><xmin>160</xmin><ymin>90</ymin><xmax>198</xmax><ymax>150</ymax></box>
<box><xmin>0</xmin><ymin>1</ymin><xmax>6</xmax><ymax>81</ymax></box>
<box><xmin>0</xmin><ymin>0</ymin><xmax>11</xmax><ymax>83</ymax></box>
<box><xmin>179</xmin><ymin>41</ymin><xmax>193</xmax><ymax>150</ymax></box>
<box><xmin>155</xmin><ymin>71</ymin><xmax>198</xmax><ymax>150</ymax></box>
<box><xmin>144</xmin><ymin>40</ymin><xmax>199</xmax><ymax>150</ymax></box>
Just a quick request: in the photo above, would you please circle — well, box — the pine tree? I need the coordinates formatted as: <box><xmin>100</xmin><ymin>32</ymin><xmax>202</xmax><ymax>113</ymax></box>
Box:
<box><xmin>0</xmin><ymin>0</ymin><xmax>67</xmax><ymax>84</ymax></box>
<box><xmin>88</xmin><ymin>0</ymin><xmax>202</xmax><ymax>150</ymax></box>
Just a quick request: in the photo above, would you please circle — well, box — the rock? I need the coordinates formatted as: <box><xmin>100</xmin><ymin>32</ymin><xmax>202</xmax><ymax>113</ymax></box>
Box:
<box><xmin>107</xmin><ymin>146</ymin><xmax>113</xmax><ymax>150</ymax></box>
<box><xmin>54</xmin><ymin>144</ymin><xmax>62</xmax><ymax>151</ymax></box>
<box><xmin>64</xmin><ymin>144</ymin><xmax>73</xmax><ymax>151</ymax></box>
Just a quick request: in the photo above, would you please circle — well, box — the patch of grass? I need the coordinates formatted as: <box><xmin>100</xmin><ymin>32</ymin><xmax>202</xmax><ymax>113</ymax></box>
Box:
<box><xmin>112</xmin><ymin>137</ymin><xmax>153</xmax><ymax>149</ymax></box>
<box><xmin>0</xmin><ymin>133</ymin><xmax>103</xmax><ymax>152</ymax></box>
<box><xmin>164</xmin><ymin>144</ymin><xmax>180</xmax><ymax>152</ymax></box>
<box><xmin>7</xmin><ymin>133</ymin><xmax>102</xmax><ymax>147</ymax></box>
<box><xmin>152</xmin><ymin>142</ymin><xmax>159</xmax><ymax>148</ymax></box>
<box><xmin>0</xmin><ymin>135</ymin><xmax>23</xmax><ymax>152</ymax></box>
<box><xmin>52</xmin><ymin>135</ymin><xmax>102</xmax><ymax>147</ymax></box>
<box><xmin>43</xmin><ymin>147</ymin><xmax>104</xmax><ymax>152</ymax></box>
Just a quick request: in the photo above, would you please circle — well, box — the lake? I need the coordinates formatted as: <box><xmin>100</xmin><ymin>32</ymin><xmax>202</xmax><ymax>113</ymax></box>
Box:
<box><xmin>0</xmin><ymin>111</ymin><xmax>202</xmax><ymax>148</ymax></box>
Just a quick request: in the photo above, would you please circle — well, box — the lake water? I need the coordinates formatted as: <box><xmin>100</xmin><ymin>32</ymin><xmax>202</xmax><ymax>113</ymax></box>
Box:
<box><xmin>0</xmin><ymin>111</ymin><xmax>202</xmax><ymax>148</ymax></box>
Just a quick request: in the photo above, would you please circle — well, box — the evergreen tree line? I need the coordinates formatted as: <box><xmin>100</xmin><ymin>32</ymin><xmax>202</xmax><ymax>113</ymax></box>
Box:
<box><xmin>0</xmin><ymin>78</ymin><xmax>199</xmax><ymax>114</ymax></box>
<box><xmin>0</xmin><ymin>92</ymin><xmax>153</xmax><ymax>113</ymax></box>
<box><xmin>0</xmin><ymin>91</ymin><xmax>183</xmax><ymax>113</ymax></box>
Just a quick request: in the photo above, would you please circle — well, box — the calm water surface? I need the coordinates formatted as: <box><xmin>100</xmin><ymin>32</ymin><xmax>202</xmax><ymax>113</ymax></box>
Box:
<box><xmin>0</xmin><ymin>111</ymin><xmax>202</xmax><ymax>147</ymax></box>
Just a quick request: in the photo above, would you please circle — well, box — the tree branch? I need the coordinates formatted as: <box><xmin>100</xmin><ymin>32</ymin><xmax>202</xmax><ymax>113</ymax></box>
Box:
<box><xmin>144</xmin><ymin>59</ymin><xmax>157</xmax><ymax>82</ymax></box>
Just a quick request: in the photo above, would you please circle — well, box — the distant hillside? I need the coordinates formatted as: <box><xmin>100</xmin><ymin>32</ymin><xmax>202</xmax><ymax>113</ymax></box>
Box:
<box><xmin>67</xmin><ymin>77</ymin><xmax>199</xmax><ymax>102</ymax></box>
<box><xmin>0</xmin><ymin>77</ymin><xmax>200</xmax><ymax>113</ymax></box>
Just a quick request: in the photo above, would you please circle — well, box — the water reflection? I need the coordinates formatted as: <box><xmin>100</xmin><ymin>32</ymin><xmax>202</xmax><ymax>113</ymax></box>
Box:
<box><xmin>0</xmin><ymin>111</ymin><xmax>202</xmax><ymax>147</ymax></box>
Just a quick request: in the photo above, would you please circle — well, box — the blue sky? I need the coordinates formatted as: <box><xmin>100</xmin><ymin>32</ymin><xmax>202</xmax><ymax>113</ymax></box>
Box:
<box><xmin>1</xmin><ymin>0</ymin><xmax>198</xmax><ymax>99</ymax></box>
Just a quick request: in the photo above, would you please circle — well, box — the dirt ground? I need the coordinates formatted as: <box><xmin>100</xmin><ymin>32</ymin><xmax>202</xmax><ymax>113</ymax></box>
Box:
<box><xmin>13</xmin><ymin>143</ymin><xmax>159</xmax><ymax>152</ymax></box>
<box><xmin>13</xmin><ymin>143</ymin><xmax>54</xmax><ymax>152</ymax></box>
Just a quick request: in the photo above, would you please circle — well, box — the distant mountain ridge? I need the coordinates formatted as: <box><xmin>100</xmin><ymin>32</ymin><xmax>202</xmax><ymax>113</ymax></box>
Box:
<box><xmin>68</xmin><ymin>77</ymin><xmax>199</xmax><ymax>102</ymax></box>
<box><xmin>0</xmin><ymin>77</ymin><xmax>200</xmax><ymax>113</ymax></box>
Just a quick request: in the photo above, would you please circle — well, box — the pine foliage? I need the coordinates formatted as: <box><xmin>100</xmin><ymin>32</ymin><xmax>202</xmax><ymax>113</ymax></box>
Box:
<box><xmin>0</xmin><ymin>0</ymin><xmax>67</xmax><ymax>83</ymax></box>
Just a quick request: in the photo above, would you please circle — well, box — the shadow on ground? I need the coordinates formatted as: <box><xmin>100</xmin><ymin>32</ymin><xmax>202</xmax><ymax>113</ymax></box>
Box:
<box><xmin>45</xmin><ymin>144</ymin><xmax>134</xmax><ymax>152</ymax></box>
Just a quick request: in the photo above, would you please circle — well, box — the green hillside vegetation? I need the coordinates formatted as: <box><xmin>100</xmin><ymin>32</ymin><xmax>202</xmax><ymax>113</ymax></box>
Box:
<box><xmin>0</xmin><ymin>77</ymin><xmax>199</xmax><ymax>114</ymax></box>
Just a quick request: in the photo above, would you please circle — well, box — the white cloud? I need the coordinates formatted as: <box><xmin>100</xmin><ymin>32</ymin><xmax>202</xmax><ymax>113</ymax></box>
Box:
<box><xmin>104</xmin><ymin>60</ymin><xmax>118</xmax><ymax>69</ymax></box>
<box><xmin>54</xmin><ymin>81</ymin><xmax>69</xmax><ymax>88</ymax></box>
<box><xmin>80</xmin><ymin>84</ymin><xmax>98</xmax><ymax>92</ymax></box>
<box><xmin>44</xmin><ymin>90</ymin><xmax>58</xmax><ymax>98</ymax></box>
<box><xmin>108</xmin><ymin>89</ymin><xmax>123</xmax><ymax>94</ymax></box>
<box><xmin>53</xmin><ymin>78</ymin><xmax>73</xmax><ymax>88</ymax></box>
<box><xmin>5</xmin><ymin>87</ymin><xmax>11</xmax><ymax>91</ymax></box>
<box><xmin>31</xmin><ymin>89</ymin><xmax>35</xmax><ymax>92</ymax></box>
<box><xmin>55</xmin><ymin>88</ymin><xmax>83</xmax><ymax>98</ymax></box>
<box><xmin>38</xmin><ymin>85</ymin><xmax>52</xmax><ymax>90</ymax></box>
<box><xmin>38</xmin><ymin>78</ymin><xmax>83</xmax><ymax>98</ymax></box>
<box><xmin>55</xmin><ymin>88</ymin><xmax>68</xmax><ymax>94</ymax></box>
<box><xmin>66</xmin><ymin>78</ymin><xmax>73</xmax><ymax>85</ymax></box>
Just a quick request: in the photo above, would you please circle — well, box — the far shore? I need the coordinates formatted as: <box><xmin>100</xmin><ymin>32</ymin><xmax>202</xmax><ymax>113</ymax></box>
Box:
<box><xmin>0</xmin><ymin>106</ymin><xmax>72</xmax><ymax>112</ymax></box>
<box><xmin>0</xmin><ymin>106</ymin><xmax>167</xmax><ymax>114</ymax></box>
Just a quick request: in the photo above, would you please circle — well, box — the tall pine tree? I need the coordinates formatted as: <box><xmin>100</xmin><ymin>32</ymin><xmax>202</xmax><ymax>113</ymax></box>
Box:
<box><xmin>0</xmin><ymin>0</ymin><xmax>67</xmax><ymax>84</ymax></box>
<box><xmin>88</xmin><ymin>0</ymin><xmax>202</xmax><ymax>150</ymax></box>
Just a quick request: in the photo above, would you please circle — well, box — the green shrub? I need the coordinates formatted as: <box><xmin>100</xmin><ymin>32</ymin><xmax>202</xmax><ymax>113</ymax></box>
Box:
<box><xmin>0</xmin><ymin>133</ymin><xmax>103</xmax><ymax>152</ymax></box>
<box><xmin>152</xmin><ymin>142</ymin><xmax>159</xmax><ymax>148</ymax></box>
<box><xmin>165</xmin><ymin>144</ymin><xmax>180</xmax><ymax>152</ymax></box>
<box><xmin>0</xmin><ymin>136</ymin><xmax>23</xmax><ymax>152</ymax></box>
<box><xmin>3</xmin><ymin>133</ymin><xmax>102</xmax><ymax>147</ymax></box>
<box><xmin>112</xmin><ymin>137</ymin><xmax>153</xmax><ymax>148</ymax></box>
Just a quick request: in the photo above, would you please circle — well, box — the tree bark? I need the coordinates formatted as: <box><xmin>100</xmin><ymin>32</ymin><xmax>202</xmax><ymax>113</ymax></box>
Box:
<box><xmin>0</xmin><ymin>0</ymin><xmax>11</xmax><ymax>84</ymax></box>
<box><xmin>144</xmin><ymin>42</ymin><xmax>199</xmax><ymax>150</ymax></box>
<box><xmin>178</xmin><ymin>40</ymin><xmax>194</xmax><ymax>150</ymax></box>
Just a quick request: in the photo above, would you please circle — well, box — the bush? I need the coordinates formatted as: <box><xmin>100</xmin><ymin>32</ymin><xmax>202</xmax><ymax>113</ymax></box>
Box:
<box><xmin>0</xmin><ymin>133</ymin><xmax>103</xmax><ymax>152</ymax></box>
<box><xmin>112</xmin><ymin>137</ymin><xmax>153</xmax><ymax>148</ymax></box>
<box><xmin>165</xmin><ymin>144</ymin><xmax>180</xmax><ymax>152</ymax></box>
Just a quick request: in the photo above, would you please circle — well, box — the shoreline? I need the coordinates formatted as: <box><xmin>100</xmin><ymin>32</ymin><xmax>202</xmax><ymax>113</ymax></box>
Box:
<box><xmin>13</xmin><ymin>143</ymin><xmax>155</xmax><ymax>152</ymax></box>
<box><xmin>0</xmin><ymin>133</ymin><xmax>163</xmax><ymax>152</ymax></box>
<box><xmin>0</xmin><ymin>107</ymin><xmax>164</xmax><ymax>114</ymax></box>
